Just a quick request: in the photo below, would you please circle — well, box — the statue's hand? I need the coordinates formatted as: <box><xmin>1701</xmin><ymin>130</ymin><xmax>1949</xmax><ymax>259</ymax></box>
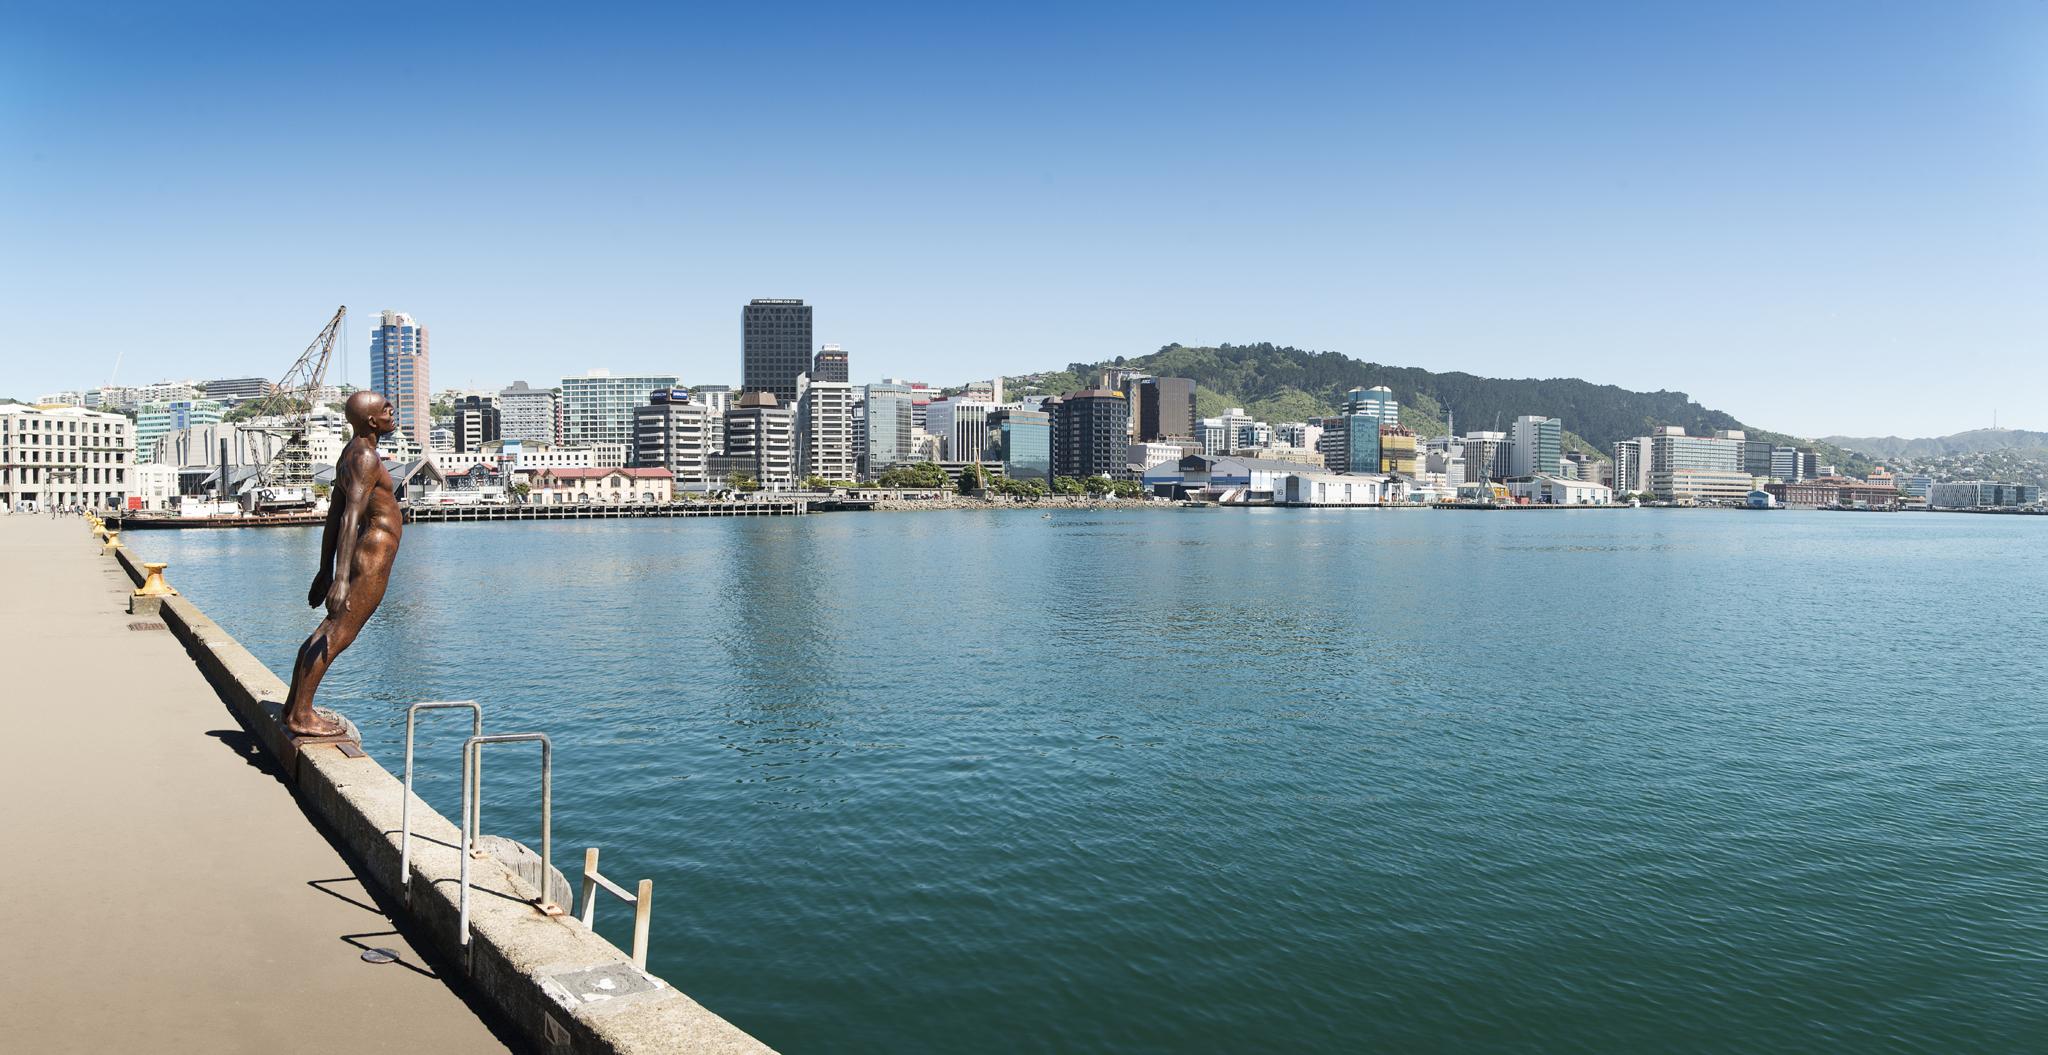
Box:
<box><xmin>308</xmin><ymin>571</ymin><xmax>331</xmax><ymax>608</ymax></box>
<box><xmin>325</xmin><ymin>580</ymin><xmax>350</xmax><ymax>618</ymax></box>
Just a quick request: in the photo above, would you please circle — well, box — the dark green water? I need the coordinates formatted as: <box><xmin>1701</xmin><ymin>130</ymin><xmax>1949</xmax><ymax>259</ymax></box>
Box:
<box><xmin>141</xmin><ymin>509</ymin><xmax>2048</xmax><ymax>1053</ymax></box>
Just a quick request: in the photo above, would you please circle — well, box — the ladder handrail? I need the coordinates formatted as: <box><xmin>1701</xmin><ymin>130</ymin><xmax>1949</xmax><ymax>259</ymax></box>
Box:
<box><xmin>401</xmin><ymin>701</ymin><xmax>483</xmax><ymax>906</ymax></box>
<box><xmin>459</xmin><ymin>732</ymin><xmax>557</xmax><ymax>954</ymax></box>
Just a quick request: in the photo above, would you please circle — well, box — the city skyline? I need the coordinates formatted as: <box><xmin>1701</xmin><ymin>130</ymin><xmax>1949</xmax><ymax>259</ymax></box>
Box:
<box><xmin>5</xmin><ymin>3</ymin><xmax>2045</xmax><ymax>437</ymax></box>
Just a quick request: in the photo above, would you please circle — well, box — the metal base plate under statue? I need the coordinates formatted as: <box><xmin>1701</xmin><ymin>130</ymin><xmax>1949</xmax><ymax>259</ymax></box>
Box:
<box><xmin>281</xmin><ymin>707</ymin><xmax>362</xmax><ymax>770</ymax></box>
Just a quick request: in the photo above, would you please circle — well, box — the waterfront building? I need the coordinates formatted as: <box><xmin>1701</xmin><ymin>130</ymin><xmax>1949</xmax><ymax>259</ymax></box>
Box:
<box><xmin>562</xmin><ymin>370</ymin><xmax>682</xmax><ymax>451</ymax></box>
<box><xmin>1277</xmin><ymin>472</ymin><xmax>1387</xmax><ymax>506</ymax></box>
<box><xmin>1048</xmin><ymin>390</ymin><xmax>1131</xmax><ymax>480</ymax></box>
<box><xmin>369</xmin><ymin>310</ymin><xmax>432</xmax><ymax>450</ymax></box>
<box><xmin>1508</xmin><ymin>415</ymin><xmax>1563</xmax><ymax>478</ymax></box>
<box><xmin>1343</xmin><ymin>386</ymin><xmax>1400</xmax><ymax>427</ymax></box>
<box><xmin>741</xmin><ymin>298</ymin><xmax>813</xmax><ymax>404</ymax></box>
<box><xmin>0</xmin><ymin>404</ymin><xmax>134</xmax><ymax>509</ymax></box>
<box><xmin>1506</xmin><ymin>475</ymin><xmax>1614</xmax><ymax>505</ymax></box>
<box><xmin>631</xmin><ymin>390</ymin><xmax>713</xmax><ymax>487</ymax></box>
<box><xmin>1199</xmin><ymin>409</ymin><xmax>1259</xmax><ymax>455</ymax></box>
<box><xmin>1379</xmin><ymin>425</ymin><xmax>1417</xmax><ymax>475</ymax></box>
<box><xmin>1127</xmin><ymin>440</ymin><xmax>1186</xmax><ymax>477</ymax></box>
<box><xmin>489</xmin><ymin>438</ymin><xmax>627</xmax><ymax>472</ymax></box>
<box><xmin>1648</xmin><ymin>426</ymin><xmax>1749</xmax><ymax>503</ymax></box>
<box><xmin>451</xmin><ymin>395</ymin><xmax>501</xmax><ymax>453</ymax></box>
<box><xmin>1133</xmin><ymin>376</ymin><xmax>1198</xmax><ymax>442</ymax></box>
<box><xmin>38</xmin><ymin>391</ymin><xmax>85</xmax><ymax>406</ymax></box>
<box><xmin>1768</xmin><ymin>476</ymin><xmax>1903</xmax><ymax>509</ymax></box>
<box><xmin>203</xmin><ymin>377</ymin><xmax>277</xmax><ymax>404</ymax></box>
<box><xmin>1927</xmin><ymin>481</ymin><xmax>2040</xmax><ymax>509</ymax></box>
<box><xmin>1899</xmin><ymin>474</ymin><xmax>1932</xmax><ymax>499</ymax></box>
<box><xmin>499</xmin><ymin>381</ymin><xmax>563</xmax><ymax>445</ymax></box>
<box><xmin>926</xmin><ymin>398</ymin><xmax>997</xmax><ymax>462</ymax></box>
<box><xmin>812</xmin><ymin>345</ymin><xmax>849</xmax><ymax>384</ymax></box>
<box><xmin>724</xmin><ymin>392</ymin><xmax>796</xmax><ymax>488</ymax></box>
<box><xmin>135</xmin><ymin>399</ymin><xmax>224</xmax><ymax>460</ymax></box>
<box><xmin>983</xmin><ymin>408</ymin><xmax>1052</xmax><ymax>484</ymax></box>
<box><xmin>525</xmin><ymin>466</ymin><xmax>674</xmax><ymax>504</ymax></box>
<box><xmin>796</xmin><ymin>377</ymin><xmax>857</xmax><ymax>482</ymax></box>
<box><xmin>909</xmin><ymin>429</ymin><xmax>943</xmax><ymax>464</ymax></box>
<box><xmin>131</xmin><ymin>462</ymin><xmax>179</xmax><ymax>511</ymax></box>
<box><xmin>863</xmin><ymin>382</ymin><xmax>914</xmax><ymax>478</ymax></box>
<box><xmin>1462</xmin><ymin>431</ymin><xmax>1510</xmax><ymax>482</ymax></box>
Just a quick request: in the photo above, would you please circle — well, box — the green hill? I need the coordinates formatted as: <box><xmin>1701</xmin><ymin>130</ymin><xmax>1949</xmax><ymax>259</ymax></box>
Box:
<box><xmin>1009</xmin><ymin>343</ymin><xmax>1871</xmax><ymax>473</ymax></box>
<box><xmin>1822</xmin><ymin>428</ymin><xmax>2048</xmax><ymax>461</ymax></box>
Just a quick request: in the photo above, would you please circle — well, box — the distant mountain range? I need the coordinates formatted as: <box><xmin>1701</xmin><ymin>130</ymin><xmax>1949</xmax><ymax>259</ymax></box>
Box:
<box><xmin>1821</xmin><ymin>428</ymin><xmax>2048</xmax><ymax>461</ymax></box>
<box><xmin>1017</xmin><ymin>343</ymin><xmax>1873</xmax><ymax>471</ymax></box>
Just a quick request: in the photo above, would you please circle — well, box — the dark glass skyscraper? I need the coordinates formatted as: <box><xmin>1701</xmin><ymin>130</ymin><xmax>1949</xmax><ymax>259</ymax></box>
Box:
<box><xmin>1049</xmin><ymin>390</ymin><xmax>1130</xmax><ymax>480</ymax></box>
<box><xmin>1136</xmin><ymin>376</ymin><xmax>1197</xmax><ymax>441</ymax></box>
<box><xmin>742</xmin><ymin>299</ymin><xmax>813</xmax><ymax>404</ymax></box>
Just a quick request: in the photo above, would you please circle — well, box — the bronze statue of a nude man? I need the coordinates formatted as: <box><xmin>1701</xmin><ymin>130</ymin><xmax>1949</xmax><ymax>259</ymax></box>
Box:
<box><xmin>283</xmin><ymin>390</ymin><xmax>404</xmax><ymax>737</ymax></box>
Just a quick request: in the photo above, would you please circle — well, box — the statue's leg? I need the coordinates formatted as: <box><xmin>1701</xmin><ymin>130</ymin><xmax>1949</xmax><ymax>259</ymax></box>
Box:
<box><xmin>283</xmin><ymin>618</ymin><xmax>351</xmax><ymax>736</ymax></box>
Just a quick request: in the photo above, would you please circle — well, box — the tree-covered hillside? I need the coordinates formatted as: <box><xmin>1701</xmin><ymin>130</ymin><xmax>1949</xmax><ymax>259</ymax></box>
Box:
<box><xmin>1014</xmin><ymin>343</ymin><xmax>1871</xmax><ymax>472</ymax></box>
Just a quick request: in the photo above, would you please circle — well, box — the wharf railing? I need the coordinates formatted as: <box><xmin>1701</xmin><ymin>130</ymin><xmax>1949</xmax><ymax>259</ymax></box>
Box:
<box><xmin>579</xmin><ymin>848</ymin><xmax>654</xmax><ymax>969</ymax></box>
<box><xmin>396</xmin><ymin>704</ymin><xmax>664</xmax><ymax>972</ymax></box>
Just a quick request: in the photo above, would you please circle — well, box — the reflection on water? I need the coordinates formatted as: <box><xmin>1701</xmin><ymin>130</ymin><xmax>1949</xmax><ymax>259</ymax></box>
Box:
<box><xmin>141</xmin><ymin>510</ymin><xmax>2048</xmax><ymax>1054</ymax></box>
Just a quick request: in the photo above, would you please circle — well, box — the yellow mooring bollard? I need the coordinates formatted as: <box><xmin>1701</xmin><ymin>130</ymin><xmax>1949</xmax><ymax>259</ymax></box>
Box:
<box><xmin>101</xmin><ymin>530</ymin><xmax>123</xmax><ymax>556</ymax></box>
<box><xmin>135</xmin><ymin>562</ymin><xmax>177</xmax><ymax>598</ymax></box>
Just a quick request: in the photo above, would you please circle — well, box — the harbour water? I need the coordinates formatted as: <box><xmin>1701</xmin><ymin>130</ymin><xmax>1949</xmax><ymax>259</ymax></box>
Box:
<box><xmin>139</xmin><ymin>509</ymin><xmax>2048</xmax><ymax>1053</ymax></box>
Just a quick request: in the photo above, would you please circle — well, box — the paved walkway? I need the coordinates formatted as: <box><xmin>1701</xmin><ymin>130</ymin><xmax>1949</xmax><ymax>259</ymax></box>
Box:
<box><xmin>0</xmin><ymin>514</ymin><xmax>511</xmax><ymax>1054</ymax></box>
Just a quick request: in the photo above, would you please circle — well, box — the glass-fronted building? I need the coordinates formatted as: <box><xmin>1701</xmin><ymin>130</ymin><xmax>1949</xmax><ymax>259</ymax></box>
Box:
<box><xmin>741</xmin><ymin>298</ymin><xmax>813</xmax><ymax>404</ymax></box>
<box><xmin>561</xmin><ymin>370</ymin><xmax>682</xmax><ymax>451</ymax></box>
<box><xmin>370</xmin><ymin>310</ymin><xmax>431</xmax><ymax>450</ymax></box>
<box><xmin>863</xmin><ymin>382</ymin><xmax>913</xmax><ymax>477</ymax></box>
<box><xmin>135</xmin><ymin>399</ymin><xmax>223</xmax><ymax>462</ymax></box>
<box><xmin>990</xmin><ymin>408</ymin><xmax>1051</xmax><ymax>484</ymax></box>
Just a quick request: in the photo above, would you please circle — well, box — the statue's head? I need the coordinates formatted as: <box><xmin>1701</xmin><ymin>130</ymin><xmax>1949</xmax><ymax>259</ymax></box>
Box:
<box><xmin>345</xmin><ymin>391</ymin><xmax>397</xmax><ymax>438</ymax></box>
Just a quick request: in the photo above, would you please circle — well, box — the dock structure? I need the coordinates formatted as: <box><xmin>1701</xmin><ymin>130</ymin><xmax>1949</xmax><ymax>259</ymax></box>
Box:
<box><xmin>0</xmin><ymin>513</ymin><xmax>508</xmax><ymax>1052</ymax></box>
<box><xmin>0</xmin><ymin>513</ymin><xmax>775</xmax><ymax>1054</ymax></box>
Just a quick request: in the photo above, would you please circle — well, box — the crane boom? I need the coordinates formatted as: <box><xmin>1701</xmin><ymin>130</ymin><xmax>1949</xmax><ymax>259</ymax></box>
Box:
<box><xmin>243</xmin><ymin>306</ymin><xmax>347</xmax><ymax>497</ymax></box>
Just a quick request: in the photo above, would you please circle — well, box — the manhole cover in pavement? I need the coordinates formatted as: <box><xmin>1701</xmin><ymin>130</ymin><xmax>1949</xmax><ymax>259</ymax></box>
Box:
<box><xmin>361</xmin><ymin>947</ymin><xmax>400</xmax><ymax>964</ymax></box>
<box><xmin>127</xmin><ymin>621</ymin><xmax>166</xmax><ymax>631</ymax></box>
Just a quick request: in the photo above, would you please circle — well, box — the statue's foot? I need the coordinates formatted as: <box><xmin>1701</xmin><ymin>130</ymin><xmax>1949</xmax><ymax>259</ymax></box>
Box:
<box><xmin>285</xmin><ymin>709</ymin><xmax>349</xmax><ymax>738</ymax></box>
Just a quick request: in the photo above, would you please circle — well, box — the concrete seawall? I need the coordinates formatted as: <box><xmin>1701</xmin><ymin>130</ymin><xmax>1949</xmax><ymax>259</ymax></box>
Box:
<box><xmin>110</xmin><ymin>542</ymin><xmax>775</xmax><ymax>1055</ymax></box>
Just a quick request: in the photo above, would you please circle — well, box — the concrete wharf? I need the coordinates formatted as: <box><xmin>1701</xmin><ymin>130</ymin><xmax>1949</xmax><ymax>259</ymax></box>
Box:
<box><xmin>0</xmin><ymin>512</ymin><xmax>510</xmax><ymax>1053</ymax></box>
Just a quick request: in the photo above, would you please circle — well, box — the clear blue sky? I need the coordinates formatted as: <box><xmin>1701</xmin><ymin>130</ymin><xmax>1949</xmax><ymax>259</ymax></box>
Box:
<box><xmin>4</xmin><ymin>1</ymin><xmax>2043</xmax><ymax>438</ymax></box>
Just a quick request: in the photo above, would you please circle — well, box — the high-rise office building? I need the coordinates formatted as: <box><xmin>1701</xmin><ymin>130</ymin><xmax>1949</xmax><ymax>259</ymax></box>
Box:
<box><xmin>1048</xmin><ymin>390</ymin><xmax>1130</xmax><ymax>480</ymax></box>
<box><xmin>812</xmin><ymin>345</ymin><xmax>849</xmax><ymax>384</ymax></box>
<box><xmin>723</xmin><ymin>392</ymin><xmax>795</xmax><ymax>488</ymax></box>
<box><xmin>632</xmin><ymin>389</ymin><xmax>712</xmax><ymax>486</ymax></box>
<box><xmin>1741</xmin><ymin>439</ymin><xmax>1776</xmax><ymax>478</ymax></box>
<box><xmin>741</xmin><ymin>299</ymin><xmax>813</xmax><ymax>404</ymax></box>
<box><xmin>1134</xmin><ymin>377</ymin><xmax>1198</xmax><ymax>442</ymax></box>
<box><xmin>1379</xmin><ymin>425</ymin><xmax>1417</xmax><ymax>475</ymax></box>
<box><xmin>1344</xmin><ymin>386</ymin><xmax>1400</xmax><ymax>427</ymax></box>
<box><xmin>1462</xmin><ymin>431</ymin><xmax>1510</xmax><ymax>482</ymax></box>
<box><xmin>451</xmin><ymin>395</ymin><xmax>501</xmax><ymax>453</ymax></box>
<box><xmin>989</xmin><ymin>408</ymin><xmax>1052</xmax><ymax>484</ymax></box>
<box><xmin>561</xmin><ymin>370</ymin><xmax>681</xmax><ymax>450</ymax></box>
<box><xmin>796</xmin><ymin>377</ymin><xmax>857</xmax><ymax>482</ymax></box>
<box><xmin>1508</xmin><ymin>415</ymin><xmax>1562</xmax><ymax>478</ymax></box>
<box><xmin>925</xmin><ymin>398</ymin><xmax>996</xmax><ymax>462</ymax></box>
<box><xmin>863</xmin><ymin>382</ymin><xmax>914</xmax><ymax>478</ymax></box>
<box><xmin>1615</xmin><ymin>437</ymin><xmax>1653</xmax><ymax>494</ymax></box>
<box><xmin>499</xmin><ymin>382</ymin><xmax>562</xmax><ymax>445</ymax></box>
<box><xmin>369</xmin><ymin>310</ymin><xmax>431</xmax><ymax>450</ymax></box>
<box><xmin>1649</xmin><ymin>426</ymin><xmax>1748</xmax><ymax>502</ymax></box>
